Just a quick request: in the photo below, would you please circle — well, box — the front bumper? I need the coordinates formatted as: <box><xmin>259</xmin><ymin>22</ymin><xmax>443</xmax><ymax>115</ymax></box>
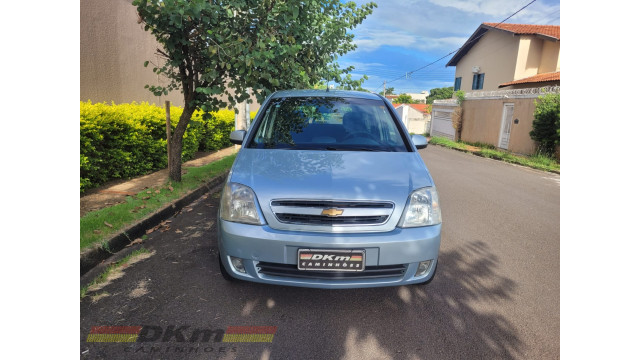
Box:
<box><xmin>217</xmin><ymin>219</ymin><xmax>441</xmax><ymax>289</ymax></box>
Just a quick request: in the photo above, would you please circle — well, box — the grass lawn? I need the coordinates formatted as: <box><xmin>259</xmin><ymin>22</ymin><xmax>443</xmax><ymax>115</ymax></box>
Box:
<box><xmin>428</xmin><ymin>136</ymin><xmax>559</xmax><ymax>173</ymax></box>
<box><xmin>80</xmin><ymin>154</ymin><xmax>236</xmax><ymax>250</ymax></box>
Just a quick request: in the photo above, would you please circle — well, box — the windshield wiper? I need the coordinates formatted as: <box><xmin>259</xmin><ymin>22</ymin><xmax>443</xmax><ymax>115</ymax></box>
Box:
<box><xmin>325</xmin><ymin>146</ymin><xmax>382</xmax><ymax>152</ymax></box>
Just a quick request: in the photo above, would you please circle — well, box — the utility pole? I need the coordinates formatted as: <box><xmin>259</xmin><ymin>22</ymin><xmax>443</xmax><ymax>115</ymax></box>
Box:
<box><xmin>383</xmin><ymin>80</ymin><xmax>386</xmax><ymax>97</ymax></box>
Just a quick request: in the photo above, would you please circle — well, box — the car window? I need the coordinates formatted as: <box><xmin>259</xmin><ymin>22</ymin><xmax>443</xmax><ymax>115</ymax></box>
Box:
<box><xmin>249</xmin><ymin>97</ymin><xmax>408</xmax><ymax>152</ymax></box>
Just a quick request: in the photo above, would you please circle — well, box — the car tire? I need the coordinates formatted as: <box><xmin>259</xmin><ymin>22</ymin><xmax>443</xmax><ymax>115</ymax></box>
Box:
<box><xmin>218</xmin><ymin>253</ymin><xmax>234</xmax><ymax>282</ymax></box>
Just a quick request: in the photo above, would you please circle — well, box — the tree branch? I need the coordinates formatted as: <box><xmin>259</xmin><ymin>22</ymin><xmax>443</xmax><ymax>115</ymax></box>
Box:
<box><xmin>155</xmin><ymin>48</ymin><xmax>170</xmax><ymax>59</ymax></box>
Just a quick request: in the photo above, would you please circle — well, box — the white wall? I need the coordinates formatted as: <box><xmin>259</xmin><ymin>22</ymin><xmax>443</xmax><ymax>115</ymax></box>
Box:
<box><xmin>395</xmin><ymin>105</ymin><xmax>430</xmax><ymax>135</ymax></box>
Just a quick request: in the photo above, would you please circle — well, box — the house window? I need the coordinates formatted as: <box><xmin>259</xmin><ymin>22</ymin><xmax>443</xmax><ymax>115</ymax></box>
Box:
<box><xmin>472</xmin><ymin>73</ymin><xmax>484</xmax><ymax>90</ymax></box>
<box><xmin>454</xmin><ymin>77</ymin><xmax>462</xmax><ymax>91</ymax></box>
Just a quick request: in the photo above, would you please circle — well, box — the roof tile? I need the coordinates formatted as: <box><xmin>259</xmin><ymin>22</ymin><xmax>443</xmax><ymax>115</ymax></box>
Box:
<box><xmin>483</xmin><ymin>23</ymin><xmax>559</xmax><ymax>40</ymax></box>
<box><xmin>499</xmin><ymin>71</ymin><xmax>560</xmax><ymax>87</ymax></box>
<box><xmin>392</xmin><ymin>103</ymin><xmax>431</xmax><ymax>114</ymax></box>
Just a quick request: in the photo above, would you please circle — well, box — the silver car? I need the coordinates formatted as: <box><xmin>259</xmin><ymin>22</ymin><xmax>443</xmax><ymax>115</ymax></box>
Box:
<box><xmin>217</xmin><ymin>90</ymin><xmax>441</xmax><ymax>288</ymax></box>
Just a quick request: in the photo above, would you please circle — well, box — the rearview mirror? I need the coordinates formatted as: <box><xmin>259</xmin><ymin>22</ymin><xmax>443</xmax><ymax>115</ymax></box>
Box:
<box><xmin>230</xmin><ymin>130</ymin><xmax>247</xmax><ymax>145</ymax></box>
<box><xmin>411</xmin><ymin>134</ymin><xmax>428</xmax><ymax>149</ymax></box>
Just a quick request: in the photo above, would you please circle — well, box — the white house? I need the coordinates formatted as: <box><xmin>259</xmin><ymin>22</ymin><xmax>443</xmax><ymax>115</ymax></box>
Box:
<box><xmin>404</xmin><ymin>91</ymin><xmax>429</xmax><ymax>103</ymax></box>
<box><xmin>393</xmin><ymin>103</ymin><xmax>431</xmax><ymax>135</ymax></box>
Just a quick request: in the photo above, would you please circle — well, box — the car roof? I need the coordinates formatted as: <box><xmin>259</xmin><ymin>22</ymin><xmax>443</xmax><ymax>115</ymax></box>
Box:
<box><xmin>270</xmin><ymin>89</ymin><xmax>382</xmax><ymax>100</ymax></box>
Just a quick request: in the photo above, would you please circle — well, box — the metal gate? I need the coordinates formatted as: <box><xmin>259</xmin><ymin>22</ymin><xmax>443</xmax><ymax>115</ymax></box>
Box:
<box><xmin>431</xmin><ymin>110</ymin><xmax>455</xmax><ymax>140</ymax></box>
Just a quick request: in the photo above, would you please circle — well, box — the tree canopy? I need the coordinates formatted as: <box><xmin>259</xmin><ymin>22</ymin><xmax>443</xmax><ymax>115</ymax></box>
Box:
<box><xmin>392</xmin><ymin>94</ymin><xmax>414</xmax><ymax>104</ymax></box>
<box><xmin>135</xmin><ymin>0</ymin><xmax>376</xmax><ymax>110</ymax></box>
<box><xmin>133</xmin><ymin>0</ymin><xmax>376</xmax><ymax>180</ymax></box>
<box><xmin>313</xmin><ymin>81</ymin><xmax>370</xmax><ymax>92</ymax></box>
<box><xmin>425</xmin><ymin>87</ymin><xmax>454</xmax><ymax>104</ymax></box>
<box><xmin>378</xmin><ymin>87</ymin><xmax>394</xmax><ymax>96</ymax></box>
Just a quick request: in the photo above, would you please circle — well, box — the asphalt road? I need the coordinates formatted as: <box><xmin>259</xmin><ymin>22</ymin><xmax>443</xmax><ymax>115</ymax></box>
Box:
<box><xmin>80</xmin><ymin>145</ymin><xmax>560</xmax><ymax>359</ymax></box>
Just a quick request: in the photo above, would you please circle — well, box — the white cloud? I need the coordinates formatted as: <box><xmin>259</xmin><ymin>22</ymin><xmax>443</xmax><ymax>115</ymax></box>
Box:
<box><xmin>427</xmin><ymin>0</ymin><xmax>559</xmax><ymax>21</ymax></box>
<box><xmin>339</xmin><ymin>61</ymin><xmax>386</xmax><ymax>71</ymax></box>
<box><xmin>417</xmin><ymin>36</ymin><xmax>469</xmax><ymax>51</ymax></box>
<box><xmin>354</xmin><ymin>29</ymin><xmax>421</xmax><ymax>52</ymax></box>
<box><xmin>353</xmin><ymin>28</ymin><xmax>467</xmax><ymax>52</ymax></box>
<box><xmin>428</xmin><ymin>0</ymin><xmax>518</xmax><ymax>17</ymax></box>
<box><xmin>351</xmin><ymin>0</ymin><xmax>560</xmax><ymax>51</ymax></box>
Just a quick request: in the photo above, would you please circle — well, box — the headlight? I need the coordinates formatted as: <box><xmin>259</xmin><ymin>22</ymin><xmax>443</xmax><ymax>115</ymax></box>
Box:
<box><xmin>220</xmin><ymin>182</ymin><xmax>264</xmax><ymax>225</ymax></box>
<box><xmin>398</xmin><ymin>187</ymin><xmax>442</xmax><ymax>227</ymax></box>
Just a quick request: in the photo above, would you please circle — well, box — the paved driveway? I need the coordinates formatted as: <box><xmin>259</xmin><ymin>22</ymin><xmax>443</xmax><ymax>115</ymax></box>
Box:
<box><xmin>80</xmin><ymin>145</ymin><xmax>560</xmax><ymax>359</ymax></box>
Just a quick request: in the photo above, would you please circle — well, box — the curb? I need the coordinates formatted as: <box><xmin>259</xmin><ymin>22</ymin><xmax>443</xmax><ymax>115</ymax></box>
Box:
<box><xmin>430</xmin><ymin>144</ymin><xmax>560</xmax><ymax>175</ymax></box>
<box><xmin>80</xmin><ymin>171</ymin><xmax>229</xmax><ymax>276</ymax></box>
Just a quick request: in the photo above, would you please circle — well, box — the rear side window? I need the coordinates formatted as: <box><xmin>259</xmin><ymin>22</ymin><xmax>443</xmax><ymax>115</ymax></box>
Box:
<box><xmin>249</xmin><ymin>97</ymin><xmax>408</xmax><ymax>152</ymax></box>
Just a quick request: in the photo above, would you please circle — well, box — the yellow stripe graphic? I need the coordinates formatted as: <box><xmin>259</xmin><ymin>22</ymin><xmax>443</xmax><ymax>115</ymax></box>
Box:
<box><xmin>222</xmin><ymin>334</ymin><xmax>274</xmax><ymax>343</ymax></box>
<box><xmin>86</xmin><ymin>334</ymin><xmax>139</xmax><ymax>342</ymax></box>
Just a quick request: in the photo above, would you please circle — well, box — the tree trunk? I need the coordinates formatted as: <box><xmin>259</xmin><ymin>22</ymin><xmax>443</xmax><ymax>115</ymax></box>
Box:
<box><xmin>168</xmin><ymin>135</ymin><xmax>183</xmax><ymax>182</ymax></box>
<box><xmin>167</xmin><ymin>106</ymin><xmax>195</xmax><ymax>182</ymax></box>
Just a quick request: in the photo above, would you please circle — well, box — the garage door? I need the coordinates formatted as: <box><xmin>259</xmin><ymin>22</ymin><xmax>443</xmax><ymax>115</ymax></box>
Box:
<box><xmin>431</xmin><ymin>111</ymin><xmax>455</xmax><ymax>140</ymax></box>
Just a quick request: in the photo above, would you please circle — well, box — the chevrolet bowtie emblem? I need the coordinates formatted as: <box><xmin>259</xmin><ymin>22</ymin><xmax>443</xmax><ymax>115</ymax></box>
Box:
<box><xmin>321</xmin><ymin>208</ymin><xmax>344</xmax><ymax>217</ymax></box>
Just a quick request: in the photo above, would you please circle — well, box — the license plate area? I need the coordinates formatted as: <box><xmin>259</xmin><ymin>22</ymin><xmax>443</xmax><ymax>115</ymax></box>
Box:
<box><xmin>297</xmin><ymin>249</ymin><xmax>365</xmax><ymax>272</ymax></box>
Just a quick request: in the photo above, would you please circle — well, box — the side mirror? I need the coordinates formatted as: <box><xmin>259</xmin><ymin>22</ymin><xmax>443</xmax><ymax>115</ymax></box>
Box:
<box><xmin>230</xmin><ymin>130</ymin><xmax>247</xmax><ymax>145</ymax></box>
<box><xmin>411</xmin><ymin>134</ymin><xmax>428</xmax><ymax>149</ymax></box>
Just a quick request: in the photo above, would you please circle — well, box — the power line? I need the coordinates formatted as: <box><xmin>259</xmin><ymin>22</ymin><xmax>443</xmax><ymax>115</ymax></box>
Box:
<box><xmin>359</xmin><ymin>69</ymin><xmax>454</xmax><ymax>76</ymax></box>
<box><xmin>373</xmin><ymin>0</ymin><xmax>539</xmax><ymax>92</ymax></box>
<box><xmin>543</xmin><ymin>15</ymin><xmax>560</xmax><ymax>25</ymax></box>
<box><xmin>357</xmin><ymin>70</ymin><xmax>456</xmax><ymax>79</ymax></box>
<box><xmin>528</xmin><ymin>8</ymin><xmax>559</xmax><ymax>25</ymax></box>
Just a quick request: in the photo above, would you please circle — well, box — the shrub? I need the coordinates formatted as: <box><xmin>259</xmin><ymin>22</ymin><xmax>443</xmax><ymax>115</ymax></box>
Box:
<box><xmin>80</xmin><ymin>101</ymin><xmax>239</xmax><ymax>193</ymax></box>
<box><xmin>80</xmin><ymin>101</ymin><xmax>167</xmax><ymax>191</ymax></box>
<box><xmin>195</xmin><ymin>109</ymin><xmax>235</xmax><ymax>151</ymax></box>
<box><xmin>530</xmin><ymin>93</ymin><xmax>560</xmax><ymax>156</ymax></box>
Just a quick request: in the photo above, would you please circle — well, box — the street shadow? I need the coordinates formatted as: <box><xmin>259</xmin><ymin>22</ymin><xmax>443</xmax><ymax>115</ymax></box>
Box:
<box><xmin>79</xmin><ymin>189</ymin><xmax>524</xmax><ymax>359</ymax></box>
<box><xmin>214</xmin><ymin>241</ymin><xmax>521</xmax><ymax>359</ymax></box>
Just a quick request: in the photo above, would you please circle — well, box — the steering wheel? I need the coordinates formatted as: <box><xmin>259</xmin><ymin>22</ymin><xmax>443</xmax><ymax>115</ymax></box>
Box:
<box><xmin>344</xmin><ymin>131</ymin><xmax>376</xmax><ymax>141</ymax></box>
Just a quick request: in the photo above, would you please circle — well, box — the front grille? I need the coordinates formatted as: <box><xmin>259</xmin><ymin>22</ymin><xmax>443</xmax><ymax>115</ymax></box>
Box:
<box><xmin>257</xmin><ymin>262</ymin><xmax>407</xmax><ymax>280</ymax></box>
<box><xmin>275</xmin><ymin>213</ymin><xmax>388</xmax><ymax>225</ymax></box>
<box><xmin>271</xmin><ymin>200</ymin><xmax>393</xmax><ymax>209</ymax></box>
<box><xmin>270</xmin><ymin>199</ymin><xmax>395</xmax><ymax>227</ymax></box>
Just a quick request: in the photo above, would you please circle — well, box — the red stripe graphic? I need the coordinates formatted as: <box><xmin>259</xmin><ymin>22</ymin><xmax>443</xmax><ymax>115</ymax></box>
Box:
<box><xmin>90</xmin><ymin>326</ymin><xmax>142</xmax><ymax>334</ymax></box>
<box><xmin>226</xmin><ymin>326</ymin><xmax>278</xmax><ymax>334</ymax></box>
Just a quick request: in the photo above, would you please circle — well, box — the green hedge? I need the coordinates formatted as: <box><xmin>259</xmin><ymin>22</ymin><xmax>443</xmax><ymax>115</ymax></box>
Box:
<box><xmin>530</xmin><ymin>93</ymin><xmax>560</xmax><ymax>156</ymax></box>
<box><xmin>80</xmin><ymin>101</ymin><xmax>253</xmax><ymax>193</ymax></box>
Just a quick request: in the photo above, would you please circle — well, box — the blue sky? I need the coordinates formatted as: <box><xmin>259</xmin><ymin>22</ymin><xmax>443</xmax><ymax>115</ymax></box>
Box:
<box><xmin>339</xmin><ymin>0</ymin><xmax>560</xmax><ymax>94</ymax></box>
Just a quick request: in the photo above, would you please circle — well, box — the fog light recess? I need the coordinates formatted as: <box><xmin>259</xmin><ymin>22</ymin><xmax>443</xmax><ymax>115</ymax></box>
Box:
<box><xmin>415</xmin><ymin>260</ymin><xmax>432</xmax><ymax>277</ymax></box>
<box><xmin>230</xmin><ymin>257</ymin><xmax>246</xmax><ymax>273</ymax></box>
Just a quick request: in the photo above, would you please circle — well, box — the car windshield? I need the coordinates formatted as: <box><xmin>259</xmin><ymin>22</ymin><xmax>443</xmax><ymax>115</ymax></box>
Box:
<box><xmin>248</xmin><ymin>96</ymin><xmax>408</xmax><ymax>152</ymax></box>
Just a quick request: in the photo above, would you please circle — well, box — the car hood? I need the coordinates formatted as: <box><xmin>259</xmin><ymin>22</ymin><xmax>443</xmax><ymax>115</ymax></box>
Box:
<box><xmin>230</xmin><ymin>149</ymin><xmax>433</xmax><ymax>212</ymax></box>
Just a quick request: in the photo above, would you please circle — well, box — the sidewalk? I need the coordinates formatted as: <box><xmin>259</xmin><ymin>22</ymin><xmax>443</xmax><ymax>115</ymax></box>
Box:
<box><xmin>80</xmin><ymin>146</ymin><xmax>237</xmax><ymax>217</ymax></box>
